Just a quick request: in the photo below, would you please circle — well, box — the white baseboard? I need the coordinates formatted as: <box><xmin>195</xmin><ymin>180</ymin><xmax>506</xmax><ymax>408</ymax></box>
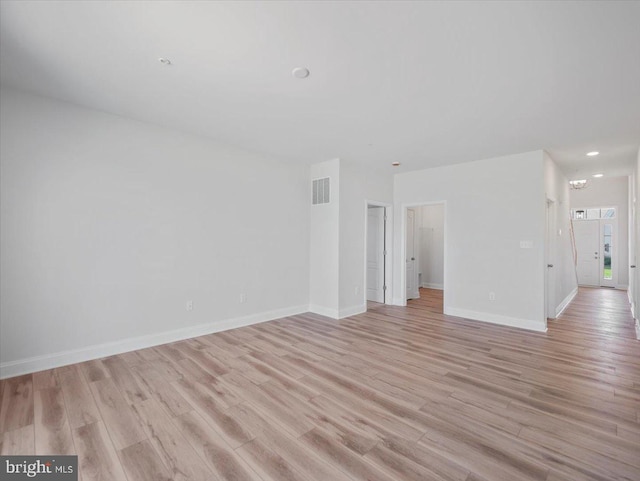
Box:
<box><xmin>445</xmin><ymin>307</ymin><xmax>547</xmax><ymax>332</ymax></box>
<box><xmin>308</xmin><ymin>303</ymin><xmax>369</xmax><ymax>319</ymax></box>
<box><xmin>617</xmin><ymin>285</ymin><xmax>629</xmax><ymax>290</ymax></box>
<box><xmin>555</xmin><ymin>287</ymin><xmax>578</xmax><ymax>318</ymax></box>
<box><xmin>0</xmin><ymin>304</ymin><xmax>308</xmax><ymax>379</ymax></box>
<box><xmin>421</xmin><ymin>282</ymin><xmax>444</xmax><ymax>290</ymax></box>
<box><xmin>338</xmin><ymin>304</ymin><xmax>367</xmax><ymax>319</ymax></box>
<box><xmin>636</xmin><ymin>320</ymin><xmax>640</xmax><ymax>340</ymax></box>
<box><xmin>391</xmin><ymin>297</ymin><xmax>405</xmax><ymax>306</ymax></box>
<box><xmin>308</xmin><ymin>304</ymin><xmax>339</xmax><ymax>319</ymax></box>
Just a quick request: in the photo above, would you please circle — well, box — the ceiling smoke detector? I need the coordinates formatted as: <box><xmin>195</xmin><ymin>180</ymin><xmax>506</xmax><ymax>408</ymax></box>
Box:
<box><xmin>292</xmin><ymin>67</ymin><xmax>310</xmax><ymax>79</ymax></box>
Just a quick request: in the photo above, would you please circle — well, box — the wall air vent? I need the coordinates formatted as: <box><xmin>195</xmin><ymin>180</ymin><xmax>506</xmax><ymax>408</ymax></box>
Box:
<box><xmin>312</xmin><ymin>177</ymin><xmax>331</xmax><ymax>205</ymax></box>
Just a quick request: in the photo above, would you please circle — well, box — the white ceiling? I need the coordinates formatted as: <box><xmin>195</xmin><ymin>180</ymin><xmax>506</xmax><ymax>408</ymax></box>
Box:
<box><xmin>1</xmin><ymin>1</ymin><xmax>639</xmax><ymax>178</ymax></box>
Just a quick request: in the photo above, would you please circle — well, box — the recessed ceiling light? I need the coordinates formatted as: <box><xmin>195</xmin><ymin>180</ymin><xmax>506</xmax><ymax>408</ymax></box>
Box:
<box><xmin>292</xmin><ymin>67</ymin><xmax>310</xmax><ymax>79</ymax></box>
<box><xmin>392</xmin><ymin>162</ymin><xmax>401</xmax><ymax>166</ymax></box>
<box><xmin>586</xmin><ymin>151</ymin><xmax>599</xmax><ymax>156</ymax></box>
<box><xmin>158</xmin><ymin>57</ymin><xmax>172</xmax><ymax>66</ymax></box>
<box><xmin>592</xmin><ymin>173</ymin><xmax>604</xmax><ymax>178</ymax></box>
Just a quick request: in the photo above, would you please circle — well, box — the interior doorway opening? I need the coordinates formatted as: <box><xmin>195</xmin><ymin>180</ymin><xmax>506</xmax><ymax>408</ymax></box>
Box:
<box><xmin>365</xmin><ymin>202</ymin><xmax>392</xmax><ymax>310</ymax></box>
<box><xmin>405</xmin><ymin>203</ymin><xmax>445</xmax><ymax>313</ymax></box>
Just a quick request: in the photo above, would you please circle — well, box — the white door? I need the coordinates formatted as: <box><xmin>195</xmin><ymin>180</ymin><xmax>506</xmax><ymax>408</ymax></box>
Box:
<box><xmin>574</xmin><ymin>220</ymin><xmax>600</xmax><ymax>286</ymax></box>
<box><xmin>546</xmin><ymin>200</ymin><xmax>556</xmax><ymax>318</ymax></box>
<box><xmin>367</xmin><ymin>207</ymin><xmax>385</xmax><ymax>303</ymax></box>
<box><xmin>406</xmin><ymin>208</ymin><xmax>419</xmax><ymax>299</ymax></box>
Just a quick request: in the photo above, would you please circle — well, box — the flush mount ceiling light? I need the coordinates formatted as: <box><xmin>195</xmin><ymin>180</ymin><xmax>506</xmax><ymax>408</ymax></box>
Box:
<box><xmin>586</xmin><ymin>151</ymin><xmax>599</xmax><ymax>156</ymax></box>
<box><xmin>569</xmin><ymin>179</ymin><xmax>588</xmax><ymax>190</ymax></box>
<box><xmin>158</xmin><ymin>57</ymin><xmax>172</xmax><ymax>66</ymax></box>
<box><xmin>592</xmin><ymin>173</ymin><xmax>604</xmax><ymax>178</ymax></box>
<box><xmin>392</xmin><ymin>162</ymin><xmax>401</xmax><ymax>167</ymax></box>
<box><xmin>292</xmin><ymin>67</ymin><xmax>310</xmax><ymax>79</ymax></box>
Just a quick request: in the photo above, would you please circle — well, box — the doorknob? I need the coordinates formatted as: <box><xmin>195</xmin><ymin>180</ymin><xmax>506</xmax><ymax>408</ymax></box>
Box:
<box><xmin>631</xmin><ymin>265</ymin><xmax>636</xmax><ymax>268</ymax></box>
<box><xmin>547</xmin><ymin>264</ymin><xmax>553</xmax><ymax>268</ymax></box>
<box><xmin>411</xmin><ymin>257</ymin><xmax>415</xmax><ymax>261</ymax></box>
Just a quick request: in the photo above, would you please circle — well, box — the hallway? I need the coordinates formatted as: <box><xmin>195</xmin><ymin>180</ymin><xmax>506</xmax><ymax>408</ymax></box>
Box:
<box><xmin>550</xmin><ymin>287</ymin><xmax>638</xmax><ymax>339</ymax></box>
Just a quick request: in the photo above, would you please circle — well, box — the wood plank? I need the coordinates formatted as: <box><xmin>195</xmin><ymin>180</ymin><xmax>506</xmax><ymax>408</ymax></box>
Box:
<box><xmin>131</xmin><ymin>398</ymin><xmax>214</xmax><ymax>481</ymax></box>
<box><xmin>172</xmin><ymin>410</ymin><xmax>258</xmax><ymax>480</ymax></box>
<box><xmin>78</xmin><ymin>359</ymin><xmax>110</xmax><ymax>383</ymax></box>
<box><xmin>171</xmin><ymin>376</ymin><xmax>253</xmax><ymax>448</ymax></box>
<box><xmin>130</xmin><ymin>363</ymin><xmax>193</xmax><ymax>417</ymax></box>
<box><xmin>236</xmin><ymin>436</ymin><xmax>307</xmax><ymax>481</ymax></box>
<box><xmin>33</xmin><ymin>369</ymin><xmax>59</xmax><ymax>390</ymax></box>
<box><xmin>73</xmin><ymin>421</ymin><xmax>128</xmax><ymax>481</ymax></box>
<box><xmin>120</xmin><ymin>440</ymin><xmax>172</xmax><ymax>481</ymax></box>
<box><xmin>0</xmin><ymin>374</ymin><xmax>33</xmax><ymax>433</ymax></box>
<box><xmin>89</xmin><ymin>378</ymin><xmax>146</xmax><ymax>450</ymax></box>
<box><xmin>56</xmin><ymin>365</ymin><xmax>101</xmax><ymax>429</ymax></box>
<box><xmin>34</xmin><ymin>387</ymin><xmax>74</xmax><ymax>454</ymax></box>
<box><xmin>102</xmin><ymin>355</ymin><xmax>150</xmax><ymax>404</ymax></box>
<box><xmin>0</xmin><ymin>425</ymin><xmax>35</xmax><ymax>455</ymax></box>
<box><xmin>299</xmin><ymin>426</ymin><xmax>396</xmax><ymax>481</ymax></box>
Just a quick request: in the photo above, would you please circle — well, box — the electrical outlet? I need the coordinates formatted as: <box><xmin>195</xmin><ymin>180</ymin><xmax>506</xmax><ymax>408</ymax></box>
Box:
<box><xmin>186</xmin><ymin>300</ymin><xmax>193</xmax><ymax>311</ymax></box>
<box><xmin>240</xmin><ymin>293</ymin><xmax>246</xmax><ymax>304</ymax></box>
<box><xmin>489</xmin><ymin>292</ymin><xmax>496</xmax><ymax>301</ymax></box>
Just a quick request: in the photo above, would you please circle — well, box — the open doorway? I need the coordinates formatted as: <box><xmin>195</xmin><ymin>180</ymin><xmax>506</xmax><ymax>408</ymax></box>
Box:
<box><xmin>405</xmin><ymin>203</ymin><xmax>445</xmax><ymax>312</ymax></box>
<box><xmin>366</xmin><ymin>202</ymin><xmax>392</xmax><ymax>310</ymax></box>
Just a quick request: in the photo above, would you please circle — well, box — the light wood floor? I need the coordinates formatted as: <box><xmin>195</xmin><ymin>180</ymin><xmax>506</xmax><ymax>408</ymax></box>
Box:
<box><xmin>1</xmin><ymin>287</ymin><xmax>639</xmax><ymax>481</ymax></box>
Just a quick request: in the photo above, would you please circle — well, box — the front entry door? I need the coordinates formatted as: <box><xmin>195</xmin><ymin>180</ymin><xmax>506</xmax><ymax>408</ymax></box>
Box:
<box><xmin>574</xmin><ymin>220</ymin><xmax>600</xmax><ymax>286</ymax></box>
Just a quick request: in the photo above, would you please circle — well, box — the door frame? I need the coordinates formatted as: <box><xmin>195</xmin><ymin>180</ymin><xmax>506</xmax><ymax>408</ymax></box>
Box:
<box><xmin>572</xmin><ymin>205</ymin><xmax>619</xmax><ymax>288</ymax></box>
<box><xmin>364</xmin><ymin>200</ymin><xmax>393</xmax><ymax>306</ymax></box>
<box><xmin>406</xmin><ymin>207</ymin><xmax>420</xmax><ymax>300</ymax></box>
<box><xmin>398</xmin><ymin>201</ymin><xmax>447</xmax><ymax>308</ymax></box>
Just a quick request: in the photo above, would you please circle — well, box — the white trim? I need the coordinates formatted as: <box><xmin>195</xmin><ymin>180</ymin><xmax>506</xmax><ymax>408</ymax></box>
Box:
<box><xmin>445</xmin><ymin>307</ymin><xmax>547</xmax><ymax>333</ymax></box>
<box><xmin>0</xmin><ymin>304</ymin><xmax>308</xmax><ymax>379</ymax></box>
<box><xmin>555</xmin><ymin>287</ymin><xmax>578</xmax><ymax>318</ymax></box>
<box><xmin>616</xmin><ymin>284</ymin><xmax>629</xmax><ymax>290</ymax></box>
<box><xmin>421</xmin><ymin>282</ymin><xmax>444</xmax><ymax>290</ymax></box>
<box><xmin>308</xmin><ymin>304</ymin><xmax>339</xmax><ymax>319</ymax></box>
<box><xmin>339</xmin><ymin>304</ymin><xmax>367</xmax><ymax>319</ymax></box>
<box><xmin>635</xmin><ymin>320</ymin><xmax>640</xmax><ymax>340</ymax></box>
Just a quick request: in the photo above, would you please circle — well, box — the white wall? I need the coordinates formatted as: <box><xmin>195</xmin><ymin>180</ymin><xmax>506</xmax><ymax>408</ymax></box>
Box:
<box><xmin>394</xmin><ymin>151</ymin><xmax>547</xmax><ymax>332</ymax></box>
<box><xmin>569</xmin><ymin>175</ymin><xmax>629</xmax><ymax>288</ymax></box>
<box><xmin>417</xmin><ymin>204</ymin><xmax>444</xmax><ymax>289</ymax></box>
<box><xmin>308</xmin><ymin>158</ymin><xmax>393</xmax><ymax>318</ymax></box>
<box><xmin>543</xmin><ymin>152</ymin><xmax>579</xmax><ymax>316</ymax></box>
<box><xmin>0</xmin><ymin>87</ymin><xmax>310</xmax><ymax>377</ymax></box>
<box><xmin>309</xmin><ymin>158</ymin><xmax>340</xmax><ymax>317</ymax></box>
<box><xmin>339</xmin><ymin>160</ymin><xmax>393</xmax><ymax>316</ymax></box>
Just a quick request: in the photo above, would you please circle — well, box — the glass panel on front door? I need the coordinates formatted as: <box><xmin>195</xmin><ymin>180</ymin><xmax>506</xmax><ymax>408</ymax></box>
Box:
<box><xmin>603</xmin><ymin>224</ymin><xmax>612</xmax><ymax>280</ymax></box>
